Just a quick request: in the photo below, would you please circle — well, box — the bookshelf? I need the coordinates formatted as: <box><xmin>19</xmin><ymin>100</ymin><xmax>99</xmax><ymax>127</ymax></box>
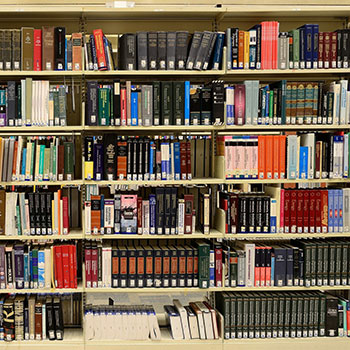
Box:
<box><xmin>0</xmin><ymin>1</ymin><xmax>350</xmax><ymax>349</ymax></box>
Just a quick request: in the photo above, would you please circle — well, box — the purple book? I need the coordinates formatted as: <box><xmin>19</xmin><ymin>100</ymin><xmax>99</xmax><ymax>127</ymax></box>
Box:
<box><xmin>0</xmin><ymin>245</ymin><xmax>5</xmax><ymax>288</ymax></box>
<box><xmin>93</xmin><ymin>138</ymin><xmax>104</xmax><ymax>181</ymax></box>
<box><xmin>234</xmin><ymin>84</ymin><xmax>246</xmax><ymax>125</ymax></box>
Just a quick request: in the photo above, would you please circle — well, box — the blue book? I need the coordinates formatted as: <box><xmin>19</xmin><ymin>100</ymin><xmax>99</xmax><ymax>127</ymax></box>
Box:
<box><xmin>271</xmin><ymin>254</ymin><xmax>275</xmax><ymax>286</ymax></box>
<box><xmin>184</xmin><ymin>81</ymin><xmax>190</xmax><ymax>125</ymax></box>
<box><xmin>24</xmin><ymin>252</ymin><xmax>29</xmax><ymax>288</ymax></box>
<box><xmin>149</xmin><ymin>141</ymin><xmax>155</xmax><ymax>180</ymax></box>
<box><xmin>38</xmin><ymin>249</ymin><xmax>45</xmax><ymax>288</ymax></box>
<box><xmin>212</xmin><ymin>32</ymin><xmax>224</xmax><ymax>70</ymax></box>
<box><xmin>29</xmin><ymin>250</ymin><xmax>33</xmax><ymax>288</ymax></box>
<box><xmin>298</xmin><ymin>249</ymin><xmax>304</xmax><ymax>285</ymax></box>
<box><xmin>265</xmin><ymin>89</ymin><xmax>270</xmax><ymax>124</ymax></box>
<box><xmin>299</xmin><ymin>146</ymin><xmax>308</xmax><ymax>179</ymax></box>
<box><xmin>303</xmin><ymin>24</ymin><xmax>313</xmax><ymax>69</ymax></box>
<box><xmin>65</xmin><ymin>37</ymin><xmax>67</xmax><ymax>71</ymax></box>
<box><xmin>273</xmin><ymin>247</ymin><xmax>286</xmax><ymax>287</ymax></box>
<box><xmin>90</xmin><ymin>34</ymin><xmax>98</xmax><ymax>70</ymax></box>
<box><xmin>173</xmin><ymin>142</ymin><xmax>181</xmax><ymax>180</ymax></box>
<box><xmin>312</xmin><ymin>24</ymin><xmax>319</xmax><ymax>68</ymax></box>
<box><xmin>328</xmin><ymin>189</ymin><xmax>335</xmax><ymax>233</ymax></box>
<box><xmin>287</xmin><ymin>135</ymin><xmax>298</xmax><ymax>179</ymax></box>
<box><xmin>168</xmin><ymin>142</ymin><xmax>172</xmax><ymax>180</ymax></box>
<box><xmin>21</xmin><ymin>148</ymin><xmax>27</xmax><ymax>179</ymax></box>
<box><xmin>270</xmin><ymin>198</ymin><xmax>277</xmax><ymax>233</ymax></box>
<box><xmin>100</xmin><ymin>194</ymin><xmax>105</xmax><ymax>233</ymax></box>
<box><xmin>149</xmin><ymin>194</ymin><xmax>156</xmax><ymax>234</ymax></box>
<box><xmin>103</xmin><ymin>36</ymin><xmax>110</xmax><ymax>70</ymax></box>
<box><xmin>334</xmin><ymin>189</ymin><xmax>339</xmax><ymax>233</ymax></box>
<box><xmin>130</xmin><ymin>90</ymin><xmax>138</xmax><ymax>126</ymax></box>
<box><xmin>249</xmin><ymin>29</ymin><xmax>257</xmax><ymax>69</ymax></box>
<box><xmin>209</xmin><ymin>249</ymin><xmax>215</xmax><ymax>287</ymax></box>
<box><xmin>338</xmin><ymin>189</ymin><xmax>343</xmax><ymax>233</ymax></box>
<box><xmin>226</xmin><ymin>86</ymin><xmax>234</xmax><ymax>125</ymax></box>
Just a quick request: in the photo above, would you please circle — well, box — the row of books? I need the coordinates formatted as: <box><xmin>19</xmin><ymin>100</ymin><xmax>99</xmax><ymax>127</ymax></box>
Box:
<box><xmin>86</xmin><ymin>80</ymin><xmax>224</xmax><ymax>126</ymax></box>
<box><xmin>218</xmin><ymin>132</ymin><xmax>349</xmax><ymax>180</ymax></box>
<box><xmin>84</xmin><ymin>135</ymin><xmax>211</xmax><ymax>181</ymax></box>
<box><xmin>0</xmin><ymin>27</ymin><xmax>82</xmax><ymax>71</ymax></box>
<box><xmin>219</xmin><ymin>187</ymin><xmax>350</xmax><ymax>235</ymax></box>
<box><xmin>0</xmin><ymin>187</ymin><xmax>81</xmax><ymax>236</ymax></box>
<box><xmin>224</xmin><ymin>240</ymin><xmax>350</xmax><ymax>289</ymax></box>
<box><xmin>226</xmin><ymin>23</ymin><xmax>350</xmax><ymax>70</ymax></box>
<box><xmin>116</xmin><ymin>31</ymin><xmax>224</xmax><ymax>71</ymax></box>
<box><xmin>84</xmin><ymin>240</ymin><xmax>208</xmax><ymax>289</ymax></box>
<box><xmin>225</xmin><ymin>80</ymin><xmax>350</xmax><ymax>126</ymax></box>
<box><xmin>0</xmin><ymin>80</ymin><xmax>67</xmax><ymax>127</ymax></box>
<box><xmin>0</xmin><ymin>136</ymin><xmax>75</xmax><ymax>182</ymax></box>
<box><xmin>0</xmin><ymin>294</ymin><xmax>81</xmax><ymax>341</ymax></box>
<box><xmin>215</xmin><ymin>291</ymin><xmax>349</xmax><ymax>339</ymax></box>
<box><xmin>0</xmin><ymin>243</ymin><xmax>78</xmax><ymax>290</ymax></box>
<box><xmin>85</xmin><ymin>188</ymin><xmax>209</xmax><ymax>235</ymax></box>
<box><xmin>164</xmin><ymin>299</ymin><xmax>219</xmax><ymax>340</ymax></box>
<box><xmin>84</xmin><ymin>304</ymin><xmax>161</xmax><ymax>340</ymax></box>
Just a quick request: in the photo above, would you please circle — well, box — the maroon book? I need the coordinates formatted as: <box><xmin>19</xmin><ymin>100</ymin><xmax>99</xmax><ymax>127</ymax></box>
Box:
<box><xmin>303</xmin><ymin>190</ymin><xmax>310</xmax><ymax>233</ymax></box>
<box><xmin>180</xmin><ymin>141</ymin><xmax>187</xmax><ymax>180</ymax></box>
<box><xmin>186</xmin><ymin>141</ymin><xmax>192</xmax><ymax>180</ymax></box>
<box><xmin>296</xmin><ymin>190</ymin><xmax>304</xmax><ymax>233</ymax></box>
<box><xmin>234</xmin><ymin>84</ymin><xmax>245</xmax><ymax>125</ymax></box>
<box><xmin>215</xmin><ymin>246</ymin><xmax>222</xmax><ymax>287</ymax></box>
<box><xmin>184</xmin><ymin>194</ymin><xmax>194</xmax><ymax>234</ymax></box>
<box><xmin>284</xmin><ymin>190</ymin><xmax>291</xmax><ymax>233</ymax></box>
<box><xmin>309</xmin><ymin>190</ymin><xmax>316</xmax><ymax>233</ymax></box>
<box><xmin>315</xmin><ymin>190</ymin><xmax>322</xmax><ymax>233</ymax></box>
<box><xmin>290</xmin><ymin>190</ymin><xmax>297</xmax><ymax>233</ymax></box>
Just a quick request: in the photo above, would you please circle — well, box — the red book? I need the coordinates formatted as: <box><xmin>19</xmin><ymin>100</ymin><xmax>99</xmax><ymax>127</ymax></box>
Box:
<box><xmin>265</xmin><ymin>135</ymin><xmax>273</xmax><ymax>179</ymax></box>
<box><xmin>85</xmin><ymin>245</ymin><xmax>92</xmax><ymax>288</ymax></box>
<box><xmin>330</xmin><ymin>32</ymin><xmax>337</xmax><ymax>69</ymax></box>
<box><xmin>279</xmin><ymin>135</ymin><xmax>286</xmax><ymax>179</ymax></box>
<box><xmin>163</xmin><ymin>253</ymin><xmax>170</xmax><ymax>287</ymax></box>
<box><xmin>272</xmin><ymin>21</ymin><xmax>279</xmax><ymax>69</ymax></box>
<box><xmin>321</xmin><ymin>190</ymin><xmax>328</xmax><ymax>233</ymax></box>
<box><xmin>215</xmin><ymin>246</ymin><xmax>222</xmax><ymax>287</ymax></box>
<box><xmin>280</xmin><ymin>189</ymin><xmax>285</xmax><ymax>233</ymax></box>
<box><xmin>120</xmin><ymin>87</ymin><xmax>127</xmax><ymax>126</ymax></box>
<box><xmin>54</xmin><ymin>246</ymin><xmax>63</xmax><ymax>288</ymax></box>
<box><xmin>185</xmin><ymin>251</ymin><xmax>193</xmax><ymax>287</ymax></box>
<box><xmin>137</xmin><ymin>197</ymin><xmax>142</xmax><ymax>234</ymax></box>
<box><xmin>62</xmin><ymin>196</ymin><xmax>69</xmax><ymax>234</ymax></box>
<box><xmin>303</xmin><ymin>190</ymin><xmax>310</xmax><ymax>233</ymax></box>
<box><xmin>309</xmin><ymin>190</ymin><xmax>316</xmax><ymax>233</ymax></box>
<box><xmin>93</xmin><ymin>29</ymin><xmax>107</xmax><ymax>70</ymax></box>
<box><xmin>318</xmin><ymin>32</ymin><xmax>324</xmax><ymax>69</ymax></box>
<box><xmin>284</xmin><ymin>190</ymin><xmax>290</xmax><ymax>233</ymax></box>
<box><xmin>258</xmin><ymin>135</ymin><xmax>266</xmax><ymax>179</ymax></box>
<box><xmin>68</xmin><ymin>245</ymin><xmax>75</xmax><ymax>288</ymax></box>
<box><xmin>315</xmin><ymin>190</ymin><xmax>322</xmax><ymax>233</ymax></box>
<box><xmin>323</xmin><ymin>32</ymin><xmax>331</xmax><ymax>69</ymax></box>
<box><xmin>290</xmin><ymin>190</ymin><xmax>297</xmax><ymax>233</ymax></box>
<box><xmin>186</xmin><ymin>141</ymin><xmax>192</xmax><ymax>180</ymax></box>
<box><xmin>183</xmin><ymin>195</ymin><xmax>194</xmax><ymax>234</ymax></box>
<box><xmin>91</xmin><ymin>245</ymin><xmax>98</xmax><ymax>288</ymax></box>
<box><xmin>33</xmin><ymin>29</ymin><xmax>42</xmax><ymax>71</ymax></box>
<box><xmin>260</xmin><ymin>248</ymin><xmax>266</xmax><ymax>287</ymax></box>
<box><xmin>61</xmin><ymin>245</ymin><xmax>70</xmax><ymax>288</ymax></box>
<box><xmin>297</xmin><ymin>190</ymin><xmax>304</xmax><ymax>233</ymax></box>
<box><xmin>254</xmin><ymin>247</ymin><xmax>261</xmax><ymax>287</ymax></box>
<box><xmin>261</xmin><ymin>22</ymin><xmax>268</xmax><ymax>69</ymax></box>
<box><xmin>273</xmin><ymin>135</ymin><xmax>279</xmax><ymax>179</ymax></box>
<box><xmin>178</xmin><ymin>254</ymin><xmax>186</xmax><ymax>287</ymax></box>
<box><xmin>180</xmin><ymin>141</ymin><xmax>187</xmax><ymax>180</ymax></box>
<box><xmin>265</xmin><ymin>247</ymin><xmax>272</xmax><ymax>286</ymax></box>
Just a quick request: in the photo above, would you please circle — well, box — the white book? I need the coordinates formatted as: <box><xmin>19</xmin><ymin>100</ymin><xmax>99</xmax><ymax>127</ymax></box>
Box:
<box><xmin>339</xmin><ymin>80</ymin><xmax>348</xmax><ymax>125</ymax></box>
<box><xmin>300</xmin><ymin>133</ymin><xmax>315</xmax><ymax>179</ymax></box>
<box><xmin>170</xmin><ymin>142</ymin><xmax>175</xmax><ymax>180</ymax></box>
<box><xmin>25</xmin><ymin>141</ymin><xmax>32</xmax><ymax>180</ymax></box>
<box><xmin>21</xmin><ymin>79</ymin><xmax>25</xmax><ymax>126</ymax></box>
<box><xmin>184</xmin><ymin>306</ymin><xmax>199</xmax><ymax>339</ymax></box>
<box><xmin>14</xmin><ymin>136</ymin><xmax>22</xmax><ymax>181</ymax></box>
<box><xmin>344</xmin><ymin>134</ymin><xmax>349</xmax><ymax>178</ymax></box>
<box><xmin>148</xmin><ymin>308</ymin><xmax>161</xmax><ymax>340</ymax></box>
<box><xmin>142</xmin><ymin>200</ymin><xmax>149</xmax><ymax>234</ymax></box>
<box><xmin>173</xmin><ymin>299</ymin><xmax>191</xmax><ymax>340</ymax></box>
<box><xmin>41</xmin><ymin>301</ymin><xmax>46</xmax><ymax>339</ymax></box>
<box><xmin>330</xmin><ymin>83</ymin><xmax>340</xmax><ymax>125</ymax></box>
<box><xmin>196</xmin><ymin>302</ymin><xmax>214</xmax><ymax>340</ymax></box>
<box><xmin>189</xmin><ymin>303</ymin><xmax>206</xmax><ymax>339</ymax></box>
<box><xmin>177</xmin><ymin>199</ymin><xmax>185</xmax><ymax>235</ymax></box>
<box><xmin>343</xmin><ymin>188</ymin><xmax>350</xmax><ymax>233</ymax></box>
<box><xmin>244</xmin><ymin>243</ymin><xmax>255</xmax><ymax>287</ymax></box>
<box><xmin>5</xmin><ymin>192</ymin><xmax>17</xmax><ymax>235</ymax></box>
<box><xmin>31</xmin><ymin>80</ymin><xmax>36</xmax><ymax>125</ymax></box>
<box><xmin>19</xmin><ymin>193</ymin><xmax>27</xmax><ymax>234</ymax></box>
<box><xmin>24</xmin><ymin>199</ymin><xmax>31</xmax><ymax>235</ymax></box>
<box><xmin>59</xmin><ymin>199</ymin><xmax>63</xmax><ymax>234</ymax></box>
<box><xmin>346</xmin><ymin>91</ymin><xmax>350</xmax><ymax>125</ymax></box>
<box><xmin>34</xmin><ymin>142</ymin><xmax>40</xmax><ymax>180</ymax></box>
<box><xmin>203</xmin><ymin>301</ymin><xmax>219</xmax><ymax>339</ymax></box>
<box><xmin>165</xmin><ymin>305</ymin><xmax>184</xmax><ymax>340</ymax></box>
<box><xmin>44</xmin><ymin>247</ymin><xmax>51</xmax><ymax>288</ymax></box>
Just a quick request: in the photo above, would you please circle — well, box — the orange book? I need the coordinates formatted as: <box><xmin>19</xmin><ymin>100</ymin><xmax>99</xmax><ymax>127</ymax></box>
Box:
<box><xmin>71</xmin><ymin>32</ymin><xmax>82</xmax><ymax>71</ymax></box>
<box><xmin>243</xmin><ymin>31</ymin><xmax>250</xmax><ymax>69</ymax></box>
<box><xmin>258</xmin><ymin>135</ymin><xmax>266</xmax><ymax>179</ymax></box>
<box><xmin>279</xmin><ymin>135</ymin><xmax>287</xmax><ymax>179</ymax></box>
<box><xmin>265</xmin><ymin>135</ymin><xmax>274</xmax><ymax>179</ymax></box>
<box><xmin>238</xmin><ymin>30</ymin><xmax>245</xmax><ymax>69</ymax></box>
<box><xmin>116</xmin><ymin>140</ymin><xmax>127</xmax><ymax>180</ymax></box>
<box><xmin>12</xmin><ymin>141</ymin><xmax>18</xmax><ymax>180</ymax></box>
<box><xmin>91</xmin><ymin>195</ymin><xmax>101</xmax><ymax>233</ymax></box>
<box><xmin>273</xmin><ymin>136</ymin><xmax>279</xmax><ymax>179</ymax></box>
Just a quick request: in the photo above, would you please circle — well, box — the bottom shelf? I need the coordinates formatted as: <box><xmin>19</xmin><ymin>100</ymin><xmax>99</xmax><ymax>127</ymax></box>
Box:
<box><xmin>2</xmin><ymin>329</ymin><xmax>83</xmax><ymax>350</ymax></box>
<box><xmin>223</xmin><ymin>337</ymin><xmax>350</xmax><ymax>350</ymax></box>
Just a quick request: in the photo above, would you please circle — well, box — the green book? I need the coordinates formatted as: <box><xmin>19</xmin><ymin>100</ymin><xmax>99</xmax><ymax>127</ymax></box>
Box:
<box><xmin>161</xmin><ymin>81</ymin><xmax>173</xmax><ymax>125</ymax></box>
<box><xmin>152</xmin><ymin>81</ymin><xmax>161</xmax><ymax>125</ymax></box>
<box><xmin>197</xmin><ymin>241</ymin><xmax>210</xmax><ymax>288</ymax></box>
<box><xmin>290</xmin><ymin>29</ymin><xmax>300</xmax><ymax>69</ymax></box>
<box><xmin>215</xmin><ymin>292</ymin><xmax>231</xmax><ymax>339</ymax></box>
<box><xmin>304</xmin><ymin>82</ymin><xmax>314</xmax><ymax>124</ymax></box>
<box><xmin>269</xmin><ymin>89</ymin><xmax>274</xmax><ymax>123</ymax></box>
<box><xmin>58</xmin><ymin>86</ymin><xmax>66</xmax><ymax>126</ymax></box>
<box><xmin>43</xmin><ymin>148</ymin><xmax>50</xmax><ymax>180</ymax></box>
<box><xmin>229</xmin><ymin>249</ymin><xmax>238</xmax><ymax>287</ymax></box>
<box><xmin>53</xmin><ymin>90</ymin><xmax>59</xmax><ymax>126</ymax></box>
<box><xmin>30</xmin><ymin>140</ymin><xmax>35</xmax><ymax>180</ymax></box>
<box><xmin>98</xmin><ymin>87</ymin><xmax>110</xmax><ymax>126</ymax></box>
<box><xmin>16</xmin><ymin>205</ymin><xmax>21</xmax><ymax>235</ymax></box>
<box><xmin>52</xmin><ymin>144</ymin><xmax>57</xmax><ymax>181</ymax></box>
<box><xmin>32</xmin><ymin>248</ymin><xmax>38</xmax><ymax>288</ymax></box>
<box><xmin>38</xmin><ymin>145</ymin><xmax>45</xmax><ymax>180</ymax></box>
<box><xmin>64</xmin><ymin>141</ymin><xmax>74</xmax><ymax>180</ymax></box>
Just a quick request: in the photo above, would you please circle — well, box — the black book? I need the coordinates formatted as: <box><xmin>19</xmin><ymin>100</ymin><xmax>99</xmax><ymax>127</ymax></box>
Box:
<box><xmin>194</xmin><ymin>31</ymin><xmax>213</xmax><ymax>70</ymax></box>
<box><xmin>138</xmin><ymin>138</ymin><xmax>144</xmax><ymax>181</ymax></box>
<box><xmin>34</xmin><ymin>192</ymin><xmax>41</xmax><ymax>235</ymax></box>
<box><xmin>190</xmin><ymin>85</ymin><xmax>201</xmax><ymax>125</ymax></box>
<box><xmin>40</xmin><ymin>192</ymin><xmax>47</xmax><ymax>235</ymax></box>
<box><xmin>148</xmin><ymin>32</ymin><xmax>158</xmax><ymax>70</ymax></box>
<box><xmin>126</xmin><ymin>137</ymin><xmax>133</xmax><ymax>180</ymax></box>
<box><xmin>211</xmin><ymin>80</ymin><xmax>225</xmax><ymax>124</ymax></box>
<box><xmin>54</xmin><ymin>27</ymin><xmax>65</xmax><ymax>70</ymax></box>
<box><xmin>144</xmin><ymin>138</ymin><xmax>150</xmax><ymax>181</ymax></box>
<box><xmin>89</xmin><ymin>34</ymin><xmax>98</xmax><ymax>70</ymax></box>
<box><xmin>46</xmin><ymin>297</ymin><xmax>56</xmax><ymax>340</ymax></box>
<box><xmin>336</xmin><ymin>29</ymin><xmax>343</xmax><ymax>68</ymax></box>
<box><xmin>142</xmin><ymin>243</ymin><xmax>154</xmax><ymax>287</ymax></box>
<box><xmin>86</xmin><ymin>40</ymin><xmax>93</xmax><ymax>70</ymax></box>
<box><xmin>202</xmin><ymin>32</ymin><xmax>217</xmax><ymax>70</ymax></box>
<box><xmin>118</xmin><ymin>243</ymin><xmax>127</xmax><ymax>287</ymax></box>
<box><xmin>28</xmin><ymin>193</ymin><xmax>35</xmax><ymax>235</ymax></box>
<box><xmin>173</xmin><ymin>81</ymin><xmax>185</xmax><ymax>126</ymax></box>
<box><xmin>152</xmin><ymin>81</ymin><xmax>161</xmax><ymax>125</ymax></box>
<box><xmin>103</xmin><ymin>134</ymin><xmax>117</xmax><ymax>180</ymax></box>
<box><xmin>7</xmin><ymin>81</ymin><xmax>16</xmax><ymax>126</ymax></box>
<box><xmin>155</xmin><ymin>187</ymin><xmax>165</xmax><ymax>235</ymax></box>
<box><xmin>157</xmin><ymin>31</ymin><xmax>167</xmax><ymax>70</ymax></box>
<box><xmin>164</xmin><ymin>188</ymin><xmax>172</xmax><ymax>235</ymax></box>
<box><xmin>200</xmin><ymin>86</ymin><xmax>212</xmax><ymax>125</ymax></box>
<box><xmin>262</xmin><ymin>196</ymin><xmax>270</xmax><ymax>233</ymax></box>
<box><xmin>132</xmin><ymin>137</ymin><xmax>138</xmax><ymax>181</ymax></box>
<box><xmin>86</xmin><ymin>81</ymin><xmax>98</xmax><ymax>126</ymax></box>
<box><xmin>231</xmin><ymin>28</ymin><xmax>239</xmax><ymax>69</ymax></box>
<box><xmin>153</xmin><ymin>244</ymin><xmax>163</xmax><ymax>287</ymax></box>
<box><xmin>175</xmin><ymin>31</ymin><xmax>189</xmax><ymax>70</ymax></box>
<box><xmin>248</xmin><ymin>197</ymin><xmax>256</xmax><ymax>233</ymax></box>
<box><xmin>186</xmin><ymin>31</ymin><xmax>203</xmax><ymax>70</ymax></box>
<box><xmin>166</xmin><ymin>32</ymin><xmax>176</xmax><ymax>70</ymax></box>
<box><xmin>161</xmin><ymin>81</ymin><xmax>173</xmax><ymax>125</ymax></box>
<box><xmin>137</xmin><ymin>32</ymin><xmax>148</xmax><ymax>70</ymax></box>
<box><xmin>46</xmin><ymin>192</ymin><xmax>52</xmax><ymax>234</ymax></box>
<box><xmin>161</xmin><ymin>246</ymin><xmax>170</xmax><ymax>287</ymax></box>
<box><xmin>118</xmin><ymin>33</ymin><xmax>136</xmax><ymax>70</ymax></box>
<box><xmin>127</xmin><ymin>245</ymin><xmax>137</xmax><ymax>288</ymax></box>
<box><xmin>135</xmin><ymin>244</ymin><xmax>145</xmax><ymax>288</ymax></box>
<box><xmin>111</xmin><ymin>243</ymin><xmax>119</xmax><ymax>287</ymax></box>
<box><xmin>53</xmin><ymin>297</ymin><xmax>64</xmax><ymax>340</ymax></box>
<box><xmin>325</xmin><ymin>295</ymin><xmax>339</xmax><ymax>336</ymax></box>
<box><xmin>170</xmin><ymin>187</ymin><xmax>177</xmax><ymax>235</ymax></box>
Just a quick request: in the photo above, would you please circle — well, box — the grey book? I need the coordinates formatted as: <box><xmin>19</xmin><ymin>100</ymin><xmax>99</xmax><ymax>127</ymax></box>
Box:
<box><xmin>166</xmin><ymin>32</ymin><xmax>176</xmax><ymax>70</ymax></box>
<box><xmin>0</xmin><ymin>30</ymin><xmax>4</xmax><ymax>70</ymax></box>
<box><xmin>3</xmin><ymin>30</ymin><xmax>11</xmax><ymax>70</ymax></box>
<box><xmin>2</xmin><ymin>138</ymin><xmax>8</xmax><ymax>181</ymax></box>
<box><xmin>137</xmin><ymin>32</ymin><xmax>148</xmax><ymax>70</ymax></box>
<box><xmin>141</xmin><ymin>85</ymin><xmax>153</xmax><ymax>126</ymax></box>
<box><xmin>226</xmin><ymin>28</ymin><xmax>232</xmax><ymax>70</ymax></box>
<box><xmin>186</xmin><ymin>31</ymin><xmax>202</xmax><ymax>70</ymax></box>
<box><xmin>7</xmin><ymin>81</ymin><xmax>16</xmax><ymax>126</ymax></box>
<box><xmin>11</xmin><ymin>29</ymin><xmax>21</xmax><ymax>70</ymax></box>
<box><xmin>58</xmin><ymin>86</ymin><xmax>66</xmax><ymax>126</ymax></box>
<box><xmin>278</xmin><ymin>32</ymin><xmax>289</xmax><ymax>70</ymax></box>
<box><xmin>7</xmin><ymin>138</ymin><xmax>15</xmax><ymax>182</ymax></box>
<box><xmin>194</xmin><ymin>31</ymin><xmax>213</xmax><ymax>70</ymax></box>
<box><xmin>175</xmin><ymin>31</ymin><xmax>189</xmax><ymax>70</ymax></box>
<box><xmin>202</xmin><ymin>32</ymin><xmax>217</xmax><ymax>70</ymax></box>
<box><xmin>67</xmin><ymin>39</ymin><xmax>73</xmax><ymax>70</ymax></box>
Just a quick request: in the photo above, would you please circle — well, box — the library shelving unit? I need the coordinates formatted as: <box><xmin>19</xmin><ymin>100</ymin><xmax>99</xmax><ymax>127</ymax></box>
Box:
<box><xmin>1</xmin><ymin>1</ymin><xmax>350</xmax><ymax>350</ymax></box>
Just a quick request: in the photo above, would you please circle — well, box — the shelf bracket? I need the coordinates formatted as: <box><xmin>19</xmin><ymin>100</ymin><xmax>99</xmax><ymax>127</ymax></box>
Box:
<box><xmin>213</xmin><ymin>12</ymin><xmax>225</xmax><ymax>32</ymax></box>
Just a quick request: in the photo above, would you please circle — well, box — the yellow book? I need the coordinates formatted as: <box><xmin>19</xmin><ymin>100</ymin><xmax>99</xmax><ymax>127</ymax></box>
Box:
<box><xmin>244</xmin><ymin>31</ymin><xmax>250</xmax><ymax>70</ymax></box>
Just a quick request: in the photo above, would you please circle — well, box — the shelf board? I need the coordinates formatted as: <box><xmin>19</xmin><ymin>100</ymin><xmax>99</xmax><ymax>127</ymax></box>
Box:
<box><xmin>84</xmin><ymin>70</ymin><xmax>225</xmax><ymax>76</ymax></box>
<box><xmin>84</xmin><ymin>125</ymin><xmax>224</xmax><ymax>132</ymax></box>
<box><xmin>0</xmin><ymin>70</ymin><xmax>83</xmax><ymax>76</ymax></box>
<box><xmin>1</xmin><ymin>286</ymin><xmax>83</xmax><ymax>294</ymax></box>
<box><xmin>85</xmin><ymin>178</ymin><xmax>223</xmax><ymax>186</ymax></box>
<box><xmin>222</xmin><ymin>285</ymin><xmax>350</xmax><ymax>292</ymax></box>
<box><xmin>223</xmin><ymin>124</ymin><xmax>350</xmax><ymax>131</ymax></box>
<box><xmin>85</xmin><ymin>287</ymin><xmax>213</xmax><ymax>293</ymax></box>
<box><xmin>223</xmin><ymin>232</ymin><xmax>350</xmax><ymax>239</ymax></box>
<box><xmin>0</xmin><ymin>180</ymin><xmax>84</xmax><ymax>186</ymax></box>
<box><xmin>0</xmin><ymin>126</ymin><xmax>82</xmax><ymax>132</ymax></box>
<box><xmin>224</xmin><ymin>178</ymin><xmax>349</xmax><ymax>184</ymax></box>
<box><xmin>2</xmin><ymin>329</ymin><xmax>83</xmax><ymax>349</ymax></box>
<box><xmin>225</xmin><ymin>68</ymin><xmax>350</xmax><ymax>75</ymax></box>
<box><xmin>85</xmin><ymin>230</ymin><xmax>223</xmax><ymax>240</ymax></box>
<box><xmin>0</xmin><ymin>231</ymin><xmax>83</xmax><ymax>240</ymax></box>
